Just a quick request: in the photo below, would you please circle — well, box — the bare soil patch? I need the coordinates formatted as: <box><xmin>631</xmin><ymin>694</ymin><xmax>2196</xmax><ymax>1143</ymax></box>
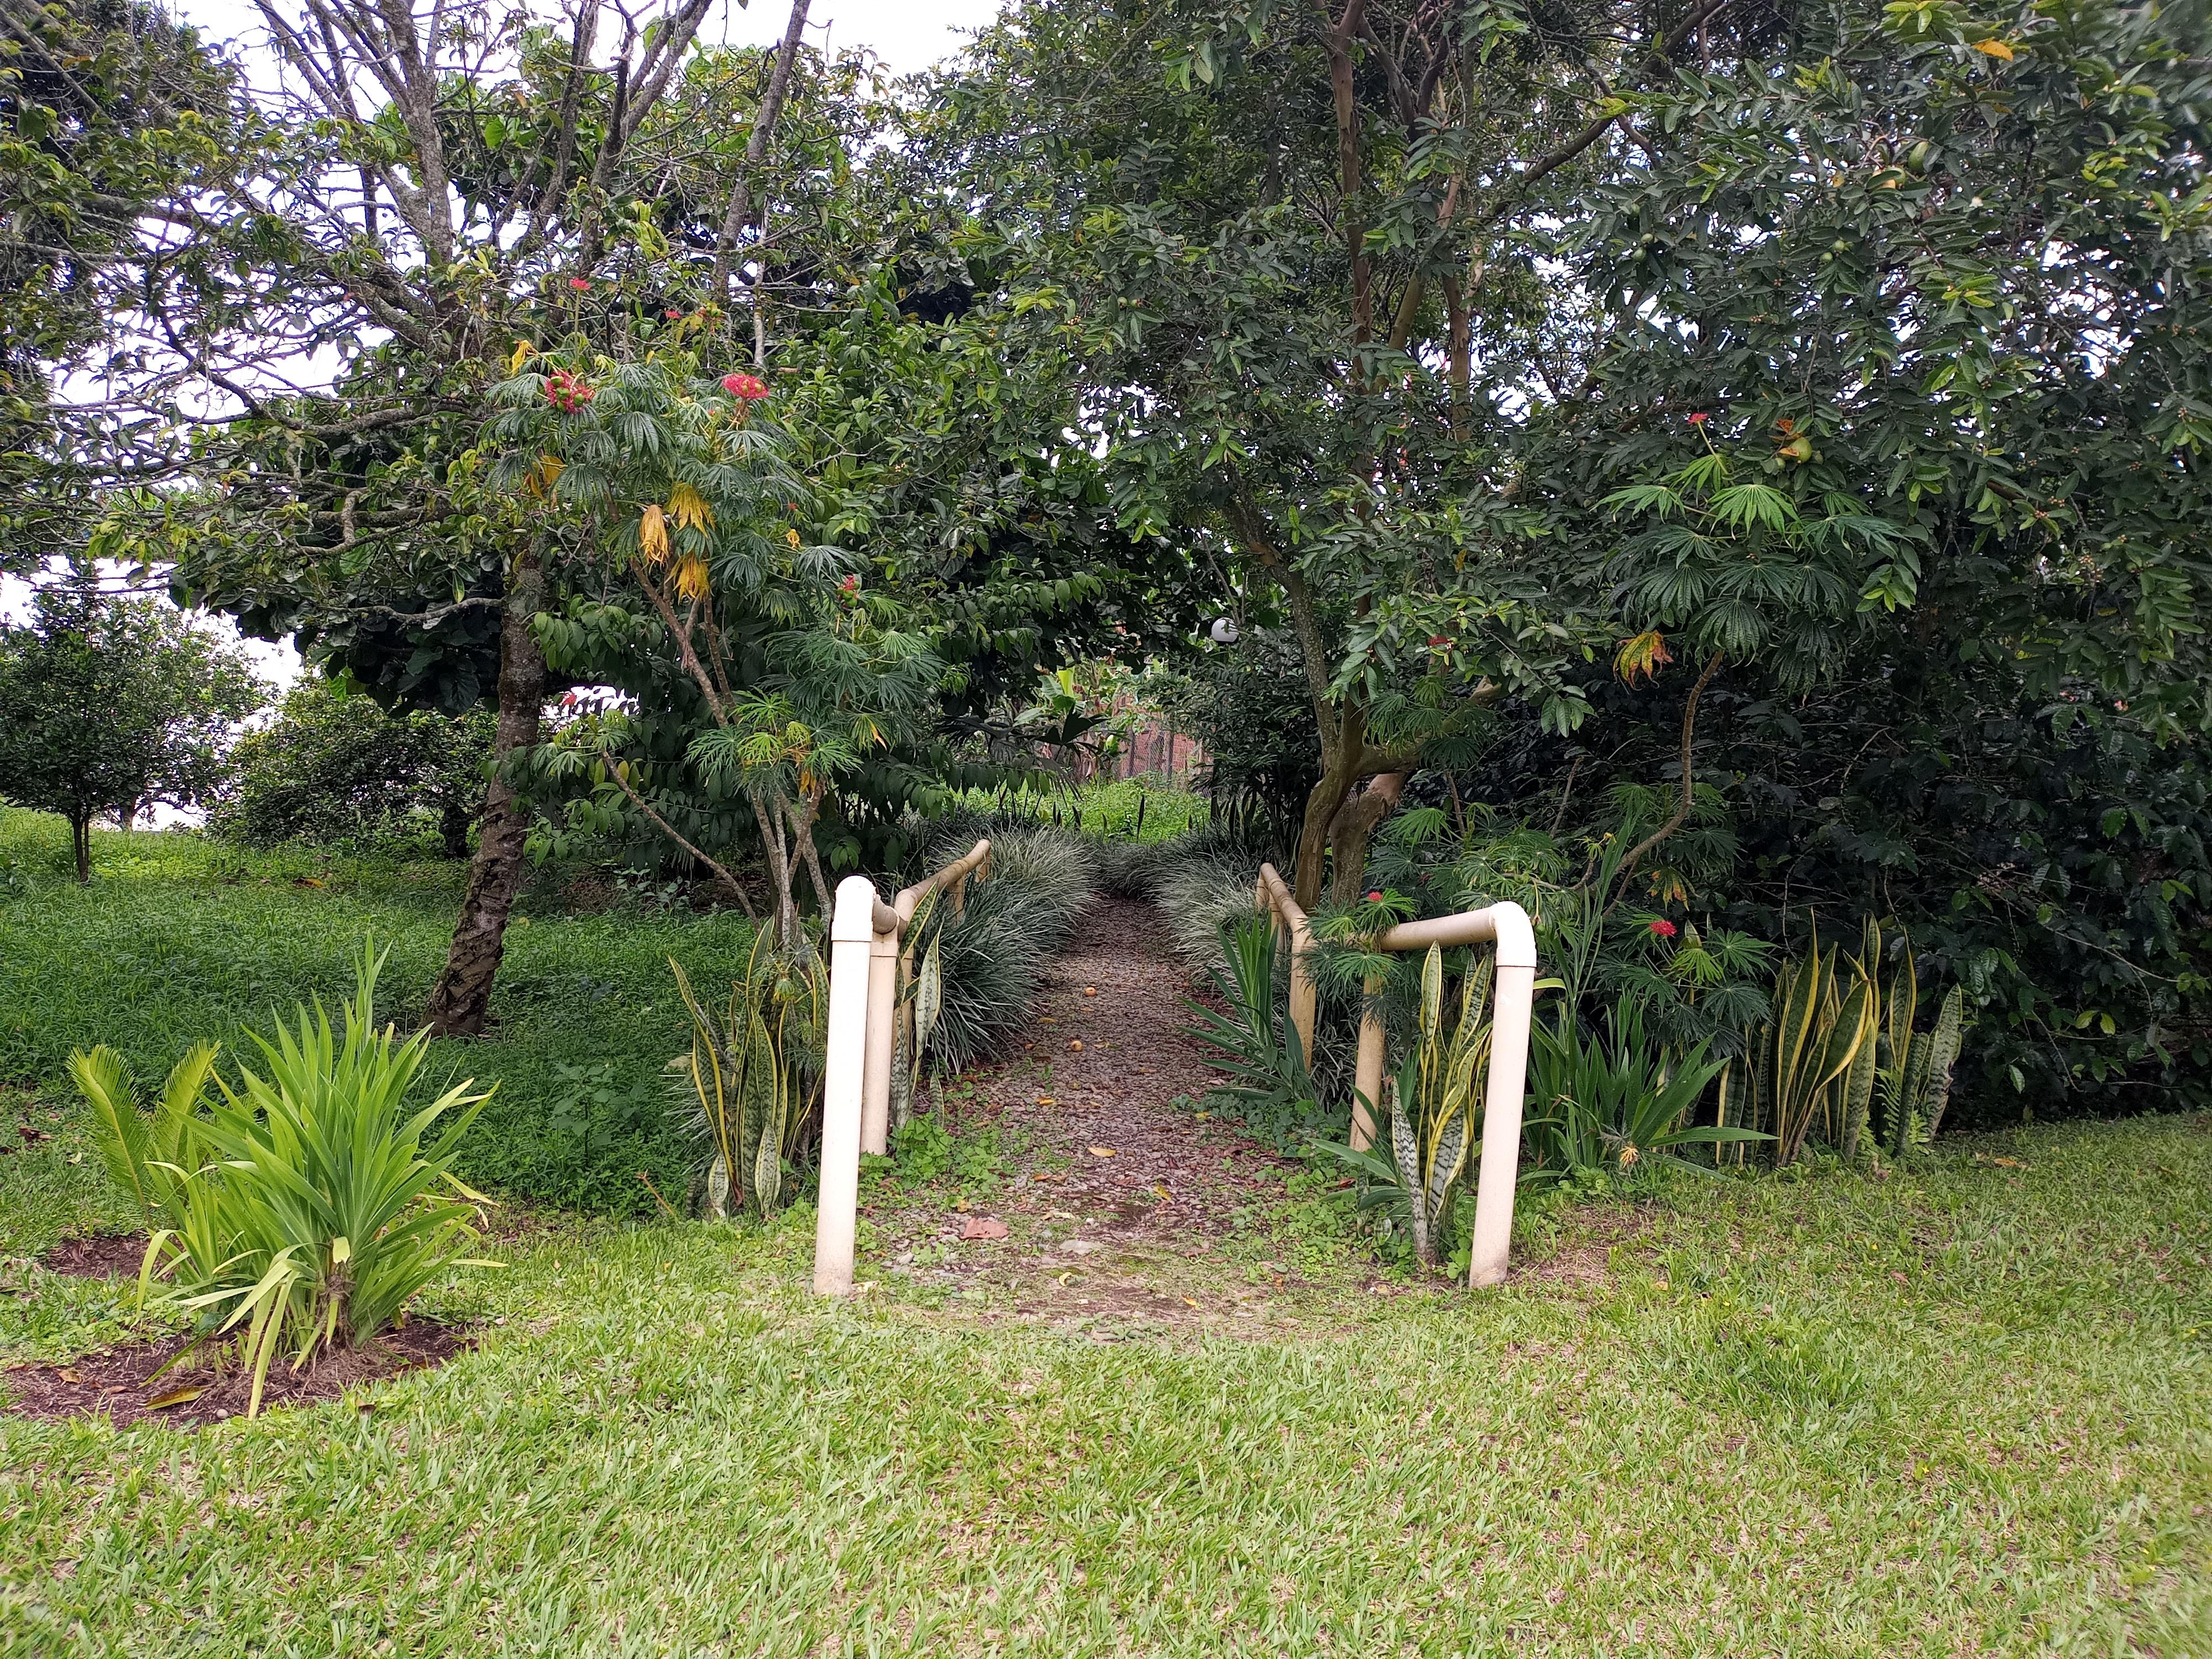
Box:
<box><xmin>39</xmin><ymin>1233</ymin><xmax>150</xmax><ymax>1279</ymax></box>
<box><xmin>2</xmin><ymin>1319</ymin><xmax>468</xmax><ymax>1430</ymax></box>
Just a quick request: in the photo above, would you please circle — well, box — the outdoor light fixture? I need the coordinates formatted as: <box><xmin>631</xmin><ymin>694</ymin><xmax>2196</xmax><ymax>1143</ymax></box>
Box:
<box><xmin>1208</xmin><ymin>616</ymin><xmax>1240</xmax><ymax>645</ymax></box>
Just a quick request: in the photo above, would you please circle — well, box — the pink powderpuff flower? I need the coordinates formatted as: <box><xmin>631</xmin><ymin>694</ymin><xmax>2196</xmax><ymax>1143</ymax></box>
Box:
<box><xmin>721</xmin><ymin>372</ymin><xmax>769</xmax><ymax>400</ymax></box>
<box><xmin>568</xmin><ymin>277</ymin><xmax>592</xmax><ymax>291</ymax></box>
<box><xmin>1365</xmin><ymin>890</ymin><xmax>1384</xmax><ymax>903</ymax></box>
<box><xmin>1687</xmin><ymin>411</ymin><xmax>1709</xmax><ymax>426</ymax></box>
<box><xmin>1649</xmin><ymin>917</ymin><xmax>1678</xmax><ymax>937</ymax></box>
<box><xmin>840</xmin><ymin>575</ymin><xmax>860</xmax><ymax>592</ymax></box>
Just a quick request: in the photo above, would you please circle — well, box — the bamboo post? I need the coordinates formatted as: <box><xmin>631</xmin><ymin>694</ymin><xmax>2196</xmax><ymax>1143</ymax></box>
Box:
<box><xmin>1352</xmin><ymin>973</ymin><xmax>1385</xmax><ymax>1151</ymax></box>
<box><xmin>859</xmin><ymin>922</ymin><xmax>899</xmax><ymax>1157</ymax></box>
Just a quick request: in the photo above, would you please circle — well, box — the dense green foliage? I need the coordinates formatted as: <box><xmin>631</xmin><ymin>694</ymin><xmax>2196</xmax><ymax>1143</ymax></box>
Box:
<box><xmin>209</xmin><ymin>681</ymin><xmax>493</xmax><ymax>855</ymax></box>
<box><xmin>0</xmin><ymin>812</ymin><xmax>751</xmax><ymax>1216</ymax></box>
<box><xmin>3</xmin><ymin>1108</ymin><xmax>2205</xmax><ymax>1651</ymax></box>
<box><xmin>0</xmin><ymin>0</ymin><xmax>229</xmax><ymax>555</ymax></box>
<box><xmin>0</xmin><ymin>578</ymin><xmax>264</xmax><ymax>880</ymax></box>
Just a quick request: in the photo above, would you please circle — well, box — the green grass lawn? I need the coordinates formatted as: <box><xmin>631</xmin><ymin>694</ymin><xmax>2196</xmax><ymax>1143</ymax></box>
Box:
<box><xmin>2</xmin><ymin>1104</ymin><xmax>2205</xmax><ymax>1655</ymax></box>
<box><xmin>0</xmin><ymin>811</ymin><xmax>755</xmax><ymax>1219</ymax></box>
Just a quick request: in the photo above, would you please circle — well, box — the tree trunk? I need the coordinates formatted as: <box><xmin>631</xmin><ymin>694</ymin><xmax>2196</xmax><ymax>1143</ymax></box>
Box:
<box><xmin>1325</xmin><ymin>772</ymin><xmax>1407</xmax><ymax>905</ymax></box>
<box><xmin>72</xmin><ymin>815</ymin><xmax>91</xmax><ymax>884</ymax></box>
<box><xmin>424</xmin><ymin>553</ymin><xmax>547</xmax><ymax>1036</ymax></box>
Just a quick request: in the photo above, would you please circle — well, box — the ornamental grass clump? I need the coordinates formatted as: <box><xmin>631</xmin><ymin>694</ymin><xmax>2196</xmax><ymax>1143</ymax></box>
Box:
<box><xmin>73</xmin><ymin>943</ymin><xmax>497</xmax><ymax>1416</ymax></box>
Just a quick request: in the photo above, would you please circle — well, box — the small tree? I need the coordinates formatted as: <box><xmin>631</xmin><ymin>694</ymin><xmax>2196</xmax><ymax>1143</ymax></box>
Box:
<box><xmin>0</xmin><ymin>577</ymin><xmax>265</xmax><ymax>879</ymax></box>
<box><xmin>208</xmin><ymin>680</ymin><xmax>495</xmax><ymax>855</ymax></box>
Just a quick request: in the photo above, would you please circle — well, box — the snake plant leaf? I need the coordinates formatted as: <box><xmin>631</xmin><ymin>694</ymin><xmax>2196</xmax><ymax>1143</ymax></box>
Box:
<box><xmin>1387</xmin><ymin>1075</ymin><xmax>1429</xmax><ymax>1261</ymax></box>
<box><xmin>1427</xmin><ymin>1105</ymin><xmax>1472</xmax><ymax>1223</ymax></box>
<box><xmin>705</xmin><ymin>1152</ymin><xmax>731</xmax><ymax>1219</ymax></box>
<box><xmin>915</xmin><ymin>934</ymin><xmax>943</xmax><ymax>1061</ymax></box>
<box><xmin>1920</xmin><ymin>985</ymin><xmax>1966</xmax><ymax>1141</ymax></box>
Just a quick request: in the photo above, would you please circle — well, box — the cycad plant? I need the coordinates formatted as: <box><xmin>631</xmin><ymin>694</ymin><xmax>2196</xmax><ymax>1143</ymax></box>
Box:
<box><xmin>1868</xmin><ymin>924</ymin><xmax>1967</xmax><ymax>1157</ymax></box>
<box><xmin>671</xmin><ymin>926</ymin><xmax>827</xmax><ymax>1218</ymax></box>
<box><xmin>1183</xmin><ymin>909</ymin><xmax>1331</xmax><ymax>1149</ymax></box>
<box><xmin>73</xmin><ymin>945</ymin><xmax>496</xmax><ymax>1417</ymax></box>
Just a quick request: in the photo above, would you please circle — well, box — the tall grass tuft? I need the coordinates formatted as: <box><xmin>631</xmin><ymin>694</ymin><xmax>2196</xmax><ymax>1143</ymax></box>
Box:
<box><xmin>73</xmin><ymin>942</ymin><xmax>497</xmax><ymax>1416</ymax></box>
<box><xmin>914</xmin><ymin>825</ymin><xmax>1097</xmax><ymax>1072</ymax></box>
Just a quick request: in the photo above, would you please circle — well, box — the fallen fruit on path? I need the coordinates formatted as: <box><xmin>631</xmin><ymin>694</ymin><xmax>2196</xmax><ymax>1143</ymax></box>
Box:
<box><xmin>1088</xmin><ymin>1146</ymin><xmax>1118</xmax><ymax>1158</ymax></box>
<box><xmin>1069</xmin><ymin>1040</ymin><xmax>1083</xmax><ymax>1051</ymax></box>
<box><xmin>1036</xmin><ymin>1094</ymin><xmax>1056</xmax><ymax>1106</ymax></box>
<box><xmin>1083</xmin><ymin>986</ymin><xmax>1097</xmax><ymax>996</ymax></box>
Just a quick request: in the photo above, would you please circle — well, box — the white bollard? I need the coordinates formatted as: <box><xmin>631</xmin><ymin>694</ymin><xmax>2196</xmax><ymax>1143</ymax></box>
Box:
<box><xmin>1468</xmin><ymin>902</ymin><xmax>1537</xmax><ymax>1288</ymax></box>
<box><xmin>812</xmin><ymin>875</ymin><xmax>879</xmax><ymax>1296</ymax></box>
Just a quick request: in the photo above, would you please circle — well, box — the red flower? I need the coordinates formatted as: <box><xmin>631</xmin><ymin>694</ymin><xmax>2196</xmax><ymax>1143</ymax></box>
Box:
<box><xmin>664</xmin><ymin>307</ymin><xmax>684</xmax><ymax>320</ymax></box>
<box><xmin>1649</xmin><ymin>918</ymin><xmax>1678</xmax><ymax>937</ymax></box>
<box><xmin>1687</xmin><ymin>411</ymin><xmax>1710</xmax><ymax>426</ymax></box>
<box><xmin>721</xmin><ymin>372</ymin><xmax>770</xmax><ymax>400</ymax></box>
<box><xmin>840</xmin><ymin>575</ymin><xmax>859</xmax><ymax>592</ymax></box>
<box><xmin>1365</xmin><ymin>890</ymin><xmax>1384</xmax><ymax>902</ymax></box>
<box><xmin>561</xmin><ymin>691</ymin><xmax>578</xmax><ymax>707</ymax></box>
<box><xmin>567</xmin><ymin>277</ymin><xmax>592</xmax><ymax>291</ymax></box>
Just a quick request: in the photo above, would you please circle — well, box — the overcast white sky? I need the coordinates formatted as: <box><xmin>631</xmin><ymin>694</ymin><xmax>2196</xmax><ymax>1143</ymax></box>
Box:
<box><xmin>175</xmin><ymin>0</ymin><xmax>1004</xmax><ymax>80</ymax></box>
<box><xmin>3</xmin><ymin>0</ymin><xmax>1004</xmax><ymax>685</ymax></box>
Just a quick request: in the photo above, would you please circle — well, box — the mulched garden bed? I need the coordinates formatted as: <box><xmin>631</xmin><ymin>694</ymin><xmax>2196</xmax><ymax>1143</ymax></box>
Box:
<box><xmin>39</xmin><ymin>1233</ymin><xmax>151</xmax><ymax>1278</ymax></box>
<box><xmin>2</xmin><ymin>1319</ymin><xmax>469</xmax><ymax>1430</ymax></box>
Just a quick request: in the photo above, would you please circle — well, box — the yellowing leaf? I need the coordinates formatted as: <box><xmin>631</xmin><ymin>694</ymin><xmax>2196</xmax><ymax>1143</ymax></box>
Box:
<box><xmin>1180</xmin><ymin>1296</ymin><xmax>1198</xmax><ymax>1308</ymax></box>
<box><xmin>145</xmin><ymin>1386</ymin><xmax>204</xmax><ymax>1410</ymax></box>
<box><xmin>508</xmin><ymin>339</ymin><xmax>535</xmax><ymax>374</ymax></box>
<box><xmin>1087</xmin><ymin>1146</ymin><xmax>1117</xmax><ymax>1158</ymax></box>
<box><xmin>786</xmin><ymin>528</ymin><xmax>801</xmax><ymax>547</ymax></box>
<box><xmin>1972</xmin><ymin>38</ymin><xmax>2015</xmax><ymax>59</ymax></box>
<box><xmin>667</xmin><ymin>481</ymin><xmax>714</xmax><ymax>533</ymax></box>
<box><xmin>674</xmin><ymin>553</ymin><xmax>711</xmax><ymax>602</ymax></box>
<box><xmin>1614</xmin><ymin>629</ymin><xmax>1673</xmax><ymax>686</ymax></box>
<box><xmin>638</xmin><ymin>503</ymin><xmax>670</xmax><ymax>566</ymax></box>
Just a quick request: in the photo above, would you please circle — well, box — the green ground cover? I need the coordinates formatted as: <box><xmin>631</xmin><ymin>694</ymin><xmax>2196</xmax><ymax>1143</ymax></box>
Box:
<box><xmin>953</xmin><ymin>779</ymin><xmax>1209</xmax><ymax>843</ymax></box>
<box><xmin>2</xmin><ymin>1102</ymin><xmax>2206</xmax><ymax>1655</ymax></box>
<box><xmin>0</xmin><ymin>812</ymin><xmax>753</xmax><ymax>1218</ymax></box>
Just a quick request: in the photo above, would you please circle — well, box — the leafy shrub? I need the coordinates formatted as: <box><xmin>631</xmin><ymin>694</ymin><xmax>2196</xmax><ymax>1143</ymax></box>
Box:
<box><xmin>72</xmin><ymin>944</ymin><xmax>495</xmax><ymax>1415</ymax></box>
<box><xmin>208</xmin><ymin>680</ymin><xmax>493</xmax><ymax>855</ymax></box>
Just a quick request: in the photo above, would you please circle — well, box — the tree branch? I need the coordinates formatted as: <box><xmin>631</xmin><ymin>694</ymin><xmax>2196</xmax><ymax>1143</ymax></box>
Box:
<box><xmin>1609</xmin><ymin>650</ymin><xmax>1724</xmax><ymax>905</ymax></box>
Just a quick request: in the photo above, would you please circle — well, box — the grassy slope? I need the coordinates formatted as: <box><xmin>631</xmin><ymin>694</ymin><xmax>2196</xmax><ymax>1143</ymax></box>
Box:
<box><xmin>1</xmin><ymin>1111</ymin><xmax>2205</xmax><ymax>1656</ymax></box>
<box><xmin>0</xmin><ymin>811</ymin><xmax>755</xmax><ymax>1218</ymax></box>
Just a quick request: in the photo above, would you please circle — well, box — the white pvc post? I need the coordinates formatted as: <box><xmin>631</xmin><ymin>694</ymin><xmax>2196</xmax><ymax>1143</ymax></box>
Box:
<box><xmin>1467</xmin><ymin>902</ymin><xmax>1538</xmax><ymax>1288</ymax></box>
<box><xmin>812</xmin><ymin>875</ymin><xmax>878</xmax><ymax>1296</ymax></box>
<box><xmin>858</xmin><ymin>925</ymin><xmax>899</xmax><ymax>1156</ymax></box>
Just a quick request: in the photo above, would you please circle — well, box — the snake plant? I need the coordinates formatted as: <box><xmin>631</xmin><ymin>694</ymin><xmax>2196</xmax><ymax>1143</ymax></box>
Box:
<box><xmin>672</xmin><ymin>926</ymin><xmax>826</xmax><ymax>1218</ymax></box>
<box><xmin>1314</xmin><ymin>945</ymin><xmax>1490</xmax><ymax>1267</ymax></box>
